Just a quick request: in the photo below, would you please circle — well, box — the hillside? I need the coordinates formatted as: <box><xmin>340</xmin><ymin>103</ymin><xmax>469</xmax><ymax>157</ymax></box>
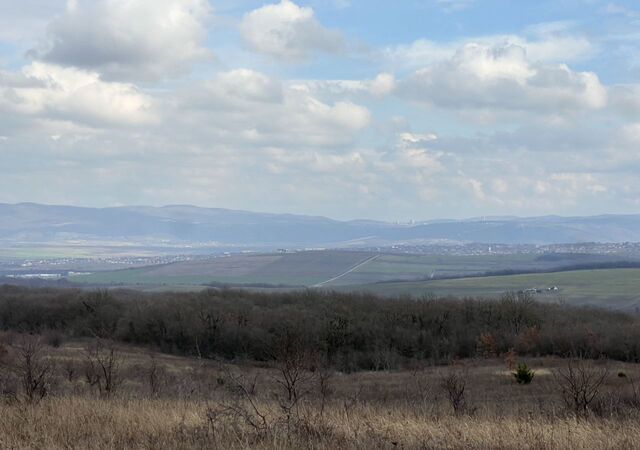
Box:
<box><xmin>3</xmin><ymin>203</ymin><xmax>640</xmax><ymax>252</ymax></box>
<box><xmin>346</xmin><ymin>268</ymin><xmax>640</xmax><ymax>310</ymax></box>
<box><xmin>70</xmin><ymin>251</ymin><xmax>374</xmax><ymax>287</ymax></box>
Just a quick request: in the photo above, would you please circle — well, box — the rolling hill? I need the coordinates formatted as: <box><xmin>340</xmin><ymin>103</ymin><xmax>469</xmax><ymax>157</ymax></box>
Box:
<box><xmin>2</xmin><ymin>203</ymin><xmax>640</xmax><ymax>251</ymax></box>
<box><xmin>69</xmin><ymin>251</ymin><xmax>375</xmax><ymax>287</ymax></box>
<box><xmin>342</xmin><ymin>269</ymin><xmax>640</xmax><ymax>310</ymax></box>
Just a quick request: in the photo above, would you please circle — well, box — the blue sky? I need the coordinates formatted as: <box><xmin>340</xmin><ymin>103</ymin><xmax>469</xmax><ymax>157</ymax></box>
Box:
<box><xmin>0</xmin><ymin>0</ymin><xmax>639</xmax><ymax>220</ymax></box>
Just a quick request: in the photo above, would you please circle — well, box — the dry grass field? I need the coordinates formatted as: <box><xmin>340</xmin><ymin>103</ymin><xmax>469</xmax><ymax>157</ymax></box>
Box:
<box><xmin>4</xmin><ymin>396</ymin><xmax>640</xmax><ymax>449</ymax></box>
<box><xmin>2</xmin><ymin>337</ymin><xmax>640</xmax><ymax>449</ymax></box>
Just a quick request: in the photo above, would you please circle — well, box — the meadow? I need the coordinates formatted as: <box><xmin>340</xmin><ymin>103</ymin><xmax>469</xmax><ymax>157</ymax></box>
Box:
<box><xmin>67</xmin><ymin>249</ymin><xmax>635</xmax><ymax>289</ymax></box>
<box><xmin>63</xmin><ymin>250</ymin><xmax>640</xmax><ymax>310</ymax></box>
<box><xmin>69</xmin><ymin>251</ymin><xmax>374</xmax><ymax>287</ymax></box>
<box><xmin>353</xmin><ymin>268</ymin><xmax>640</xmax><ymax>310</ymax></box>
<box><xmin>2</xmin><ymin>338</ymin><xmax>640</xmax><ymax>449</ymax></box>
<box><xmin>1</xmin><ymin>286</ymin><xmax>640</xmax><ymax>448</ymax></box>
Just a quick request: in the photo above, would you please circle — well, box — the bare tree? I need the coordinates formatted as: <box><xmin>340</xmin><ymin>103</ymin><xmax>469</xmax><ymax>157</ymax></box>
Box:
<box><xmin>208</xmin><ymin>369</ymin><xmax>270</xmax><ymax>438</ymax></box>
<box><xmin>316</xmin><ymin>363</ymin><xmax>334</xmax><ymax>419</ymax></box>
<box><xmin>409</xmin><ymin>367</ymin><xmax>436</xmax><ymax>415</ymax></box>
<box><xmin>84</xmin><ymin>339</ymin><xmax>122</xmax><ymax>398</ymax></box>
<box><xmin>62</xmin><ymin>359</ymin><xmax>78</xmax><ymax>383</ymax></box>
<box><xmin>146</xmin><ymin>355</ymin><xmax>166</xmax><ymax>397</ymax></box>
<box><xmin>13</xmin><ymin>336</ymin><xmax>53</xmax><ymax>403</ymax></box>
<box><xmin>269</xmin><ymin>329</ymin><xmax>317</xmax><ymax>433</ymax></box>
<box><xmin>554</xmin><ymin>358</ymin><xmax>609</xmax><ymax>417</ymax></box>
<box><xmin>440</xmin><ymin>368</ymin><xmax>469</xmax><ymax>415</ymax></box>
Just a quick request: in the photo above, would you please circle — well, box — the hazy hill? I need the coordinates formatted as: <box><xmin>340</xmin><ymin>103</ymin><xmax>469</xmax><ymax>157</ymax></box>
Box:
<box><xmin>1</xmin><ymin>203</ymin><xmax>640</xmax><ymax>248</ymax></box>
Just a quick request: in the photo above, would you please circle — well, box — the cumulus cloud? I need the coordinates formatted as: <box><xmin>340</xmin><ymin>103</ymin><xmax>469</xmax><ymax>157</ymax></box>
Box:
<box><xmin>369</xmin><ymin>73</ymin><xmax>396</xmax><ymax>96</ymax></box>
<box><xmin>286</xmin><ymin>73</ymin><xmax>396</xmax><ymax>101</ymax></box>
<box><xmin>399</xmin><ymin>43</ymin><xmax>607</xmax><ymax>115</ymax></box>
<box><xmin>609</xmin><ymin>85</ymin><xmax>640</xmax><ymax>118</ymax></box>
<box><xmin>240</xmin><ymin>0</ymin><xmax>344</xmax><ymax>61</ymax></box>
<box><xmin>0</xmin><ymin>62</ymin><xmax>156</xmax><ymax>127</ymax></box>
<box><xmin>2</xmin><ymin>1</ymin><xmax>640</xmax><ymax>219</ymax></box>
<box><xmin>175</xmin><ymin>69</ymin><xmax>370</xmax><ymax>148</ymax></box>
<box><xmin>0</xmin><ymin>1</ymin><xmax>63</xmax><ymax>44</ymax></box>
<box><xmin>31</xmin><ymin>0</ymin><xmax>211</xmax><ymax>81</ymax></box>
<box><xmin>384</xmin><ymin>31</ymin><xmax>593</xmax><ymax>70</ymax></box>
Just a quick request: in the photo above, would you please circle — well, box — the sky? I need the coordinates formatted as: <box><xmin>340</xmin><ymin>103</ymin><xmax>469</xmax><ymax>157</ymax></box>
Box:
<box><xmin>1</xmin><ymin>0</ymin><xmax>640</xmax><ymax>221</ymax></box>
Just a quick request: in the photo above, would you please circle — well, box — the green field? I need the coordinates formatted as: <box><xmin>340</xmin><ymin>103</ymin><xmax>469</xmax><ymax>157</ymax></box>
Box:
<box><xmin>70</xmin><ymin>251</ymin><xmax>374</xmax><ymax>287</ymax></box>
<box><xmin>325</xmin><ymin>253</ymin><xmax>550</xmax><ymax>286</ymax></box>
<box><xmin>69</xmin><ymin>251</ymin><xmax>640</xmax><ymax>309</ymax></box>
<box><xmin>0</xmin><ymin>246</ymin><xmax>95</xmax><ymax>259</ymax></box>
<box><xmin>343</xmin><ymin>268</ymin><xmax>640</xmax><ymax>310</ymax></box>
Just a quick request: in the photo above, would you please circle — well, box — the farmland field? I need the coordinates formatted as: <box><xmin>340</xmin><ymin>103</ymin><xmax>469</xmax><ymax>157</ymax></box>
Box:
<box><xmin>69</xmin><ymin>250</ymin><xmax>636</xmax><ymax>288</ymax></box>
<box><xmin>319</xmin><ymin>252</ymin><xmax>624</xmax><ymax>286</ymax></box>
<box><xmin>0</xmin><ymin>245</ymin><xmax>96</xmax><ymax>259</ymax></box>
<box><xmin>345</xmin><ymin>268</ymin><xmax>640</xmax><ymax>310</ymax></box>
<box><xmin>70</xmin><ymin>251</ymin><xmax>375</xmax><ymax>287</ymax></box>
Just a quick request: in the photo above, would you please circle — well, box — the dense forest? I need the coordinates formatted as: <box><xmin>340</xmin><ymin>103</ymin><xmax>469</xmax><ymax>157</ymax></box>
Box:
<box><xmin>1</xmin><ymin>285</ymin><xmax>638</xmax><ymax>371</ymax></box>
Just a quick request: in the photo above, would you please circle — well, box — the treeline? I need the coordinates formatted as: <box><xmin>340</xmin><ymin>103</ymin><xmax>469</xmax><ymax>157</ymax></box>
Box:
<box><xmin>0</xmin><ymin>277</ymin><xmax>74</xmax><ymax>288</ymax></box>
<box><xmin>0</xmin><ymin>285</ymin><xmax>639</xmax><ymax>371</ymax></box>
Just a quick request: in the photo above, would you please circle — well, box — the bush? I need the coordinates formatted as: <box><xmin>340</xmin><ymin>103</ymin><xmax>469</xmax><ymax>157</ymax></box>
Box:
<box><xmin>513</xmin><ymin>363</ymin><xmax>535</xmax><ymax>384</ymax></box>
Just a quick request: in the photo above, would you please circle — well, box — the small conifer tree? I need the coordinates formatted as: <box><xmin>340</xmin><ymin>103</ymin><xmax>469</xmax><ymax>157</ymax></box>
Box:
<box><xmin>513</xmin><ymin>363</ymin><xmax>535</xmax><ymax>384</ymax></box>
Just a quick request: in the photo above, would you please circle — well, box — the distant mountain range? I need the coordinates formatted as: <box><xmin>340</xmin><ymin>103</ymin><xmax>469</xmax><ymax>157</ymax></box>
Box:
<box><xmin>1</xmin><ymin>203</ymin><xmax>640</xmax><ymax>249</ymax></box>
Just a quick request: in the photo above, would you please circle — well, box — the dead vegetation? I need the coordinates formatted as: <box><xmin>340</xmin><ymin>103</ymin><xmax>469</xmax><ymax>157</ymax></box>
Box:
<box><xmin>0</xmin><ymin>335</ymin><xmax>637</xmax><ymax>449</ymax></box>
<box><xmin>1</xmin><ymin>287</ymin><xmax>640</xmax><ymax>448</ymax></box>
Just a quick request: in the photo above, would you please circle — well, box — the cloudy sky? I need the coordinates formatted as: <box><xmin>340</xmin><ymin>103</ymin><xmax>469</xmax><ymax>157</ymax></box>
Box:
<box><xmin>1</xmin><ymin>0</ymin><xmax>639</xmax><ymax>220</ymax></box>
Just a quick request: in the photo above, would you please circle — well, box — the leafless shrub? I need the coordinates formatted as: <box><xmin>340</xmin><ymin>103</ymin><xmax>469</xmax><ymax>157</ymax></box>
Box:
<box><xmin>209</xmin><ymin>369</ymin><xmax>270</xmax><ymax>438</ymax></box>
<box><xmin>627</xmin><ymin>376</ymin><xmax>640</xmax><ymax>409</ymax></box>
<box><xmin>145</xmin><ymin>355</ymin><xmax>167</xmax><ymax>397</ymax></box>
<box><xmin>208</xmin><ymin>332</ymin><xmax>334</xmax><ymax>443</ymax></box>
<box><xmin>62</xmin><ymin>359</ymin><xmax>78</xmax><ymax>383</ymax></box>
<box><xmin>554</xmin><ymin>358</ymin><xmax>608</xmax><ymax>417</ymax></box>
<box><xmin>440</xmin><ymin>368</ymin><xmax>470</xmax><ymax>416</ymax></box>
<box><xmin>12</xmin><ymin>336</ymin><xmax>53</xmax><ymax>403</ymax></box>
<box><xmin>342</xmin><ymin>384</ymin><xmax>363</xmax><ymax>420</ymax></box>
<box><xmin>408</xmin><ymin>367</ymin><xmax>436</xmax><ymax>415</ymax></box>
<box><xmin>84</xmin><ymin>339</ymin><xmax>122</xmax><ymax>398</ymax></box>
<box><xmin>271</xmin><ymin>348</ymin><xmax>315</xmax><ymax>431</ymax></box>
<box><xmin>316</xmin><ymin>363</ymin><xmax>334</xmax><ymax>418</ymax></box>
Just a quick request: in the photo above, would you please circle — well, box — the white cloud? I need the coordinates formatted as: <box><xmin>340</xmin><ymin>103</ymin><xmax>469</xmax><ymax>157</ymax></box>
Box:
<box><xmin>536</xmin><ymin>173</ymin><xmax>608</xmax><ymax>197</ymax></box>
<box><xmin>175</xmin><ymin>69</ymin><xmax>370</xmax><ymax>148</ymax></box>
<box><xmin>0</xmin><ymin>1</ymin><xmax>63</xmax><ymax>44</ymax></box>
<box><xmin>383</xmin><ymin>32</ymin><xmax>594</xmax><ymax>70</ymax></box>
<box><xmin>0</xmin><ymin>62</ymin><xmax>156</xmax><ymax>127</ymax></box>
<box><xmin>240</xmin><ymin>0</ymin><xmax>344</xmax><ymax>61</ymax></box>
<box><xmin>2</xmin><ymin>1</ymin><xmax>640</xmax><ymax>220</ymax></box>
<box><xmin>395</xmin><ymin>132</ymin><xmax>443</xmax><ymax>173</ymax></box>
<box><xmin>286</xmin><ymin>73</ymin><xmax>396</xmax><ymax>100</ymax></box>
<box><xmin>399</xmin><ymin>42</ymin><xmax>607</xmax><ymax>115</ymax></box>
<box><xmin>31</xmin><ymin>0</ymin><xmax>211</xmax><ymax>81</ymax></box>
<box><xmin>436</xmin><ymin>0</ymin><xmax>476</xmax><ymax>13</ymax></box>
<box><xmin>609</xmin><ymin>84</ymin><xmax>640</xmax><ymax>118</ymax></box>
<box><xmin>369</xmin><ymin>73</ymin><xmax>396</xmax><ymax>96</ymax></box>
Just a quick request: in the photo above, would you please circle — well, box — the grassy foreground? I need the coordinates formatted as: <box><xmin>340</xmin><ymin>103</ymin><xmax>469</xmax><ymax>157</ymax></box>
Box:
<box><xmin>2</xmin><ymin>396</ymin><xmax>640</xmax><ymax>449</ymax></box>
<box><xmin>3</xmin><ymin>287</ymin><xmax>640</xmax><ymax>449</ymax></box>
<box><xmin>2</xmin><ymin>338</ymin><xmax>640</xmax><ymax>449</ymax></box>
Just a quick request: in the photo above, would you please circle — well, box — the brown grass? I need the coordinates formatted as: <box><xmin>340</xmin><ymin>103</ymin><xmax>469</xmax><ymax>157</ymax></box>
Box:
<box><xmin>1</xmin><ymin>340</ymin><xmax>640</xmax><ymax>449</ymax></box>
<box><xmin>1</xmin><ymin>397</ymin><xmax>640</xmax><ymax>449</ymax></box>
